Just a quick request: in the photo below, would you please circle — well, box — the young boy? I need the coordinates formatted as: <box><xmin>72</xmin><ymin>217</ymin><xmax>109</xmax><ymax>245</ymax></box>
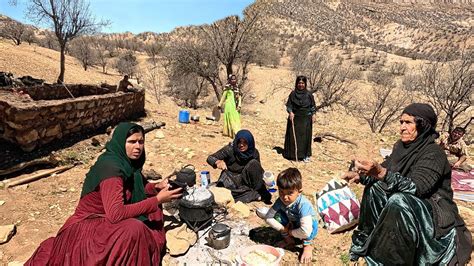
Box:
<box><xmin>264</xmin><ymin>168</ymin><xmax>318</xmax><ymax>264</ymax></box>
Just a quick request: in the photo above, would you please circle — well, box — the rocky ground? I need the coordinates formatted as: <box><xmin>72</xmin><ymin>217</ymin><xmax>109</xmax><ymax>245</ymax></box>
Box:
<box><xmin>0</xmin><ymin>41</ymin><xmax>472</xmax><ymax>265</ymax></box>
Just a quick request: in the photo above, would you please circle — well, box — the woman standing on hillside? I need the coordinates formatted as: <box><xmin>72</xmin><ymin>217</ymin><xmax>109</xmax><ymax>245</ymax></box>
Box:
<box><xmin>25</xmin><ymin>122</ymin><xmax>182</xmax><ymax>265</ymax></box>
<box><xmin>283</xmin><ymin>75</ymin><xmax>316</xmax><ymax>162</ymax></box>
<box><xmin>218</xmin><ymin>74</ymin><xmax>242</xmax><ymax>138</ymax></box>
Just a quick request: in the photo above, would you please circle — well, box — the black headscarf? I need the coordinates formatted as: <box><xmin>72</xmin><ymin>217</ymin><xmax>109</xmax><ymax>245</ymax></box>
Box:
<box><xmin>385</xmin><ymin>103</ymin><xmax>438</xmax><ymax>176</ymax></box>
<box><xmin>287</xmin><ymin>75</ymin><xmax>314</xmax><ymax>109</ymax></box>
<box><xmin>232</xmin><ymin>129</ymin><xmax>256</xmax><ymax>163</ymax></box>
<box><xmin>81</xmin><ymin>122</ymin><xmax>147</xmax><ymax>220</ymax></box>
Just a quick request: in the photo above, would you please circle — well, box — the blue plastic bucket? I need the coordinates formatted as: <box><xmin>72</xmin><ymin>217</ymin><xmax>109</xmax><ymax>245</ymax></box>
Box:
<box><xmin>178</xmin><ymin>110</ymin><xmax>190</xmax><ymax>123</ymax></box>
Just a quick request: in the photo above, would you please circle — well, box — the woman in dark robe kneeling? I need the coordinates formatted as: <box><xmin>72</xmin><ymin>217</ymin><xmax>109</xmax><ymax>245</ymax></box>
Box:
<box><xmin>207</xmin><ymin>129</ymin><xmax>271</xmax><ymax>204</ymax></box>
<box><xmin>26</xmin><ymin>122</ymin><xmax>182</xmax><ymax>265</ymax></box>
<box><xmin>343</xmin><ymin>103</ymin><xmax>472</xmax><ymax>265</ymax></box>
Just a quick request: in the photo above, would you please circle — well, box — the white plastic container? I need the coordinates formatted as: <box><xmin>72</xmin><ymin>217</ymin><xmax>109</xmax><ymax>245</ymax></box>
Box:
<box><xmin>263</xmin><ymin>171</ymin><xmax>277</xmax><ymax>192</ymax></box>
<box><xmin>200</xmin><ymin>171</ymin><xmax>210</xmax><ymax>188</ymax></box>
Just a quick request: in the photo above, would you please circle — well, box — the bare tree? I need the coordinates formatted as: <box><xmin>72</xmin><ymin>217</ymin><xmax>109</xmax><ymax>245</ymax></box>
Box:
<box><xmin>199</xmin><ymin>7</ymin><xmax>265</xmax><ymax>99</ymax></box>
<box><xmin>95</xmin><ymin>43</ymin><xmax>109</xmax><ymax>74</ymax></box>
<box><xmin>38</xmin><ymin>31</ymin><xmax>59</xmax><ymax>50</ymax></box>
<box><xmin>163</xmin><ymin>38</ymin><xmax>221</xmax><ymax>103</ymax></box>
<box><xmin>166</xmin><ymin>72</ymin><xmax>209</xmax><ymax>109</ymax></box>
<box><xmin>69</xmin><ymin>36</ymin><xmax>97</xmax><ymax>71</ymax></box>
<box><xmin>116</xmin><ymin>51</ymin><xmax>138</xmax><ymax>77</ymax></box>
<box><xmin>0</xmin><ymin>20</ymin><xmax>26</xmax><ymax>45</ymax></box>
<box><xmin>143</xmin><ymin>66</ymin><xmax>165</xmax><ymax>104</ymax></box>
<box><xmin>145</xmin><ymin>42</ymin><xmax>163</xmax><ymax>66</ymax></box>
<box><xmin>347</xmin><ymin>72</ymin><xmax>411</xmax><ymax>133</ymax></box>
<box><xmin>23</xmin><ymin>28</ymin><xmax>37</xmax><ymax>45</ymax></box>
<box><xmin>416</xmin><ymin>50</ymin><xmax>473</xmax><ymax>132</ymax></box>
<box><xmin>27</xmin><ymin>0</ymin><xmax>108</xmax><ymax>83</ymax></box>
<box><xmin>290</xmin><ymin>44</ymin><xmax>360</xmax><ymax>111</ymax></box>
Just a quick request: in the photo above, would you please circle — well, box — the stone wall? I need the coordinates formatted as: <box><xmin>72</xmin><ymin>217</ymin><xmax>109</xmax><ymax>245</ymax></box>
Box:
<box><xmin>22</xmin><ymin>84</ymin><xmax>116</xmax><ymax>101</ymax></box>
<box><xmin>0</xmin><ymin>85</ymin><xmax>144</xmax><ymax>151</ymax></box>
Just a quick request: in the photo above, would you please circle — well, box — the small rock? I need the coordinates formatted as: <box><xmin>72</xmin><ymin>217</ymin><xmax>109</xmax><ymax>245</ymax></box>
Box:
<box><xmin>183</xmin><ymin>148</ymin><xmax>191</xmax><ymax>153</ymax></box>
<box><xmin>13</xmin><ymin>184</ymin><xmax>29</xmax><ymax>190</ymax></box>
<box><xmin>0</xmin><ymin>201</ymin><xmax>5</xmax><ymax>206</ymax></box>
<box><xmin>8</xmin><ymin>261</ymin><xmax>23</xmax><ymax>266</ymax></box>
<box><xmin>155</xmin><ymin>130</ymin><xmax>165</xmax><ymax>139</ymax></box>
<box><xmin>186</xmin><ymin>152</ymin><xmax>195</xmax><ymax>159</ymax></box>
<box><xmin>91</xmin><ymin>137</ymin><xmax>101</xmax><ymax>146</ymax></box>
<box><xmin>0</xmin><ymin>224</ymin><xmax>16</xmax><ymax>244</ymax></box>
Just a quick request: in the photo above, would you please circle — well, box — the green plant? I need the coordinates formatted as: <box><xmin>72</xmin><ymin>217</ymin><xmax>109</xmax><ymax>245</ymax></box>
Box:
<box><xmin>340</xmin><ymin>253</ymin><xmax>350</xmax><ymax>265</ymax></box>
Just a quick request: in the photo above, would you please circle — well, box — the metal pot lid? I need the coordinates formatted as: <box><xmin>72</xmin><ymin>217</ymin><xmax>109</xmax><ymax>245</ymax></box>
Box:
<box><xmin>212</xmin><ymin>223</ymin><xmax>230</xmax><ymax>234</ymax></box>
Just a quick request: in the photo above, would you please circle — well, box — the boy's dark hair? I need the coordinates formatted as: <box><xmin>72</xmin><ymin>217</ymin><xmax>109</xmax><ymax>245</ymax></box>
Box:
<box><xmin>277</xmin><ymin>167</ymin><xmax>302</xmax><ymax>190</ymax></box>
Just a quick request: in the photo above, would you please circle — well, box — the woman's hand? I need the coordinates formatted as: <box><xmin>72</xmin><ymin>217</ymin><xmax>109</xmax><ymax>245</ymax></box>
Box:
<box><xmin>342</xmin><ymin>171</ymin><xmax>361</xmax><ymax>184</ymax></box>
<box><xmin>155</xmin><ymin>186</ymin><xmax>182</xmax><ymax>204</ymax></box>
<box><xmin>216</xmin><ymin>160</ymin><xmax>227</xmax><ymax>170</ymax></box>
<box><xmin>154</xmin><ymin>178</ymin><xmax>169</xmax><ymax>191</ymax></box>
<box><xmin>289</xmin><ymin>112</ymin><xmax>295</xmax><ymax>121</ymax></box>
<box><xmin>354</xmin><ymin>159</ymin><xmax>387</xmax><ymax>180</ymax></box>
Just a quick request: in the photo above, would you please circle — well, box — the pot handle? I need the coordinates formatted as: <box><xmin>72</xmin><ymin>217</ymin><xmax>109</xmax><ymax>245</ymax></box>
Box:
<box><xmin>182</xmin><ymin>164</ymin><xmax>195</xmax><ymax>171</ymax></box>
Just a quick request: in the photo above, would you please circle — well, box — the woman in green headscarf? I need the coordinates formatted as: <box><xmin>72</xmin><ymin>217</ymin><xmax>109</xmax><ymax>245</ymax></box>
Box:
<box><xmin>26</xmin><ymin>122</ymin><xmax>182</xmax><ymax>266</ymax></box>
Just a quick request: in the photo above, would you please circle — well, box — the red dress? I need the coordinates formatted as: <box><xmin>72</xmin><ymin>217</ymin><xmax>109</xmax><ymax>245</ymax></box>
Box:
<box><xmin>25</xmin><ymin>177</ymin><xmax>166</xmax><ymax>266</ymax></box>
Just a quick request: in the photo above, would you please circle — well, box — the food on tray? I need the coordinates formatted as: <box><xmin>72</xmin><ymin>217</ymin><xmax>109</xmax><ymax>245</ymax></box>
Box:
<box><xmin>243</xmin><ymin>249</ymin><xmax>277</xmax><ymax>265</ymax></box>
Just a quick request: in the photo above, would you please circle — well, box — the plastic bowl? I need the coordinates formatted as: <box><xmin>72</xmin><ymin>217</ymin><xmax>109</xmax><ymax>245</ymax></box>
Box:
<box><xmin>237</xmin><ymin>244</ymin><xmax>284</xmax><ymax>266</ymax></box>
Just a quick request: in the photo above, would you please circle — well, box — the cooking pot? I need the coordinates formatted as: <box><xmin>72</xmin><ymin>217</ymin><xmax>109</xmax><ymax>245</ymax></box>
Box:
<box><xmin>179</xmin><ymin>187</ymin><xmax>214</xmax><ymax>224</ymax></box>
<box><xmin>207</xmin><ymin>223</ymin><xmax>231</xmax><ymax>250</ymax></box>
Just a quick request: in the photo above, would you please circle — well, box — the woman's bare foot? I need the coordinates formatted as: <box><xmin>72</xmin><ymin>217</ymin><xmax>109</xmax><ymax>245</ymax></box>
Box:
<box><xmin>300</xmin><ymin>245</ymin><xmax>313</xmax><ymax>264</ymax></box>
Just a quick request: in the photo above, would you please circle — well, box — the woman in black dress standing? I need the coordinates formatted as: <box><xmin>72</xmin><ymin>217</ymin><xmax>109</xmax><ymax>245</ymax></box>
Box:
<box><xmin>283</xmin><ymin>75</ymin><xmax>316</xmax><ymax>162</ymax></box>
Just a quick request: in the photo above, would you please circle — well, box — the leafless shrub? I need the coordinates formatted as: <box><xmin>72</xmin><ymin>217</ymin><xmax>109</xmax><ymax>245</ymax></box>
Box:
<box><xmin>115</xmin><ymin>51</ymin><xmax>138</xmax><ymax>77</ymax></box>
<box><xmin>95</xmin><ymin>43</ymin><xmax>109</xmax><ymax>73</ymax></box>
<box><xmin>416</xmin><ymin>50</ymin><xmax>473</xmax><ymax>131</ymax></box>
<box><xmin>145</xmin><ymin>42</ymin><xmax>164</xmax><ymax>66</ymax></box>
<box><xmin>346</xmin><ymin>80</ymin><xmax>411</xmax><ymax>133</ymax></box>
<box><xmin>142</xmin><ymin>67</ymin><xmax>165</xmax><ymax>104</ymax></box>
<box><xmin>0</xmin><ymin>20</ymin><xmax>26</xmax><ymax>45</ymax></box>
<box><xmin>389</xmin><ymin>62</ymin><xmax>407</xmax><ymax>76</ymax></box>
<box><xmin>69</xmin><ymin>36</ymin><xmax>98</xmax><ymax>71</ymax></box>
<box><xmin>166</xmin><ymin>71</ymin><xmax>209</xmax><ymax>109</ymax></box>
<box><xmin>401</xmin><ymin>72</ymin><xmax>421</xmax><ymax>92</ymax></box>
<box><xmin>290</xmin><ymin>46</ymin><xmax>360</xmax><ymax>111</ymax></box>
<box><xmin>37</xmin><ymin>31</ymin><xmax>59</xmax><ymax>50</ymax></box>
<box><xmin>23</xmin><ymin>28</ymin><xmax>37</xmax><ymax>45</ymax></box>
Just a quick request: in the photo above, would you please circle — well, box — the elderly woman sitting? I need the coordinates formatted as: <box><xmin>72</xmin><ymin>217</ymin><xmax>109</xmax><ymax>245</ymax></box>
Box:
<box><xmin>343</xmin><ymin>103</ymin><xmax>472</xmax><ymax>265</ymax></box>
<box><xmin>207</xmin><ymin>129</ymin><xmax>271</xmax><ymax>204</ymax></box>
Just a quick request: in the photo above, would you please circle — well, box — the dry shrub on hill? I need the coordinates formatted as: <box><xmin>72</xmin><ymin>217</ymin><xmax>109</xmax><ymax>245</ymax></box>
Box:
<box><xmin>289</xmin><ymin>42</ymin><xmax>360</xmax><ymax>111</ymax></box>
<box><xmin>0</xmin><ymin>20</ymin><xmax>26</xmax><ymax>45</ymax></box>
<box><xmin>346</xmin><ymin>71</ymin><xmax>411</xmax><ymax>133</ymax></box>
<box><xmin>415</xmin><ymin>50</ymin><xmax>473</xmax><ymax>131</ymax></box>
